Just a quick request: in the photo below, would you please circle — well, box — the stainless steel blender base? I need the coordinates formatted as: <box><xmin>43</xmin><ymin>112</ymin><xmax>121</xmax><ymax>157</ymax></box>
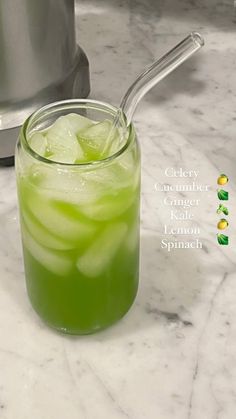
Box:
<box><xmin>0</xmin><ymin>46</ymin><xmax>90</xmax><ymax>167</ymax></box>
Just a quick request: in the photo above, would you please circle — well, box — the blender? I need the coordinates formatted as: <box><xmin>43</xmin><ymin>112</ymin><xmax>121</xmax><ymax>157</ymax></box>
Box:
<box><xmin>0</xmin><ymin>0</ymin><xmax>90</xmax><ymax>166</ymax></box>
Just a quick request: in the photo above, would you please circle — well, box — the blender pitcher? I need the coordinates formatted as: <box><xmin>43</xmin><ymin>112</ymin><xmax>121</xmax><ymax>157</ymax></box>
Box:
<box><xmin>0</xmin><ymin>0</ymin><xmax>90</xmax><ymax>166</ymax></box>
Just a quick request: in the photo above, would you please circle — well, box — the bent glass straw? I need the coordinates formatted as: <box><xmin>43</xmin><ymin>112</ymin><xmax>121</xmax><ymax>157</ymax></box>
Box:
<box><xmin>104</xmin><ymin>32</ymin><xmax>204</xmax><ymax>152</ymax></box>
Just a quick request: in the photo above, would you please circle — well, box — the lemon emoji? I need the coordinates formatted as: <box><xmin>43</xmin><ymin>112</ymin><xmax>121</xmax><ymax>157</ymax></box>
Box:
<box><xmin>217</xmin><ymin>219</ymin><xmax>228</xmax><ymax>230</ymax></box>
<box><xmin>217</xmin><ymin>174</ymin><xmax>228</xmax><ymax>185</ymax></box>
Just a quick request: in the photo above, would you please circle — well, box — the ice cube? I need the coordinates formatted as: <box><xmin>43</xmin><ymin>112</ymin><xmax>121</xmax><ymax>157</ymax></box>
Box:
<box><xmin>75</xmin><ymin>161</ymin><xmax>138</xmax><ymax>220</ymax></box>
<box><xmin>29</xmin><ymin>132</ymin><xmax>49</xmax><ymax>157</ymax></box>
<box><xmin>27</xmin><ymin>191</ymin><xmax>96</xmax><ymax>245</ymax></box>
<box><xmin>22</xmin><ymin>224</ymin><xmax>73</xmax><ymax>276</ymax></box>
<box><xmin>26</xmin><ymin>164</ymin><xmax>102</xmax><ymax>206</ymax></box>
<box><xmin>78</xmin><ymin>120</ymin><xmax>119</xmax><ymax>160</ymax></box>
<box><xmin>22</xmin><ymin>211</ymin><xmax>75</xmax><ymax>250</ymax></box>
<box><xmin>79</xmin><ymin>160</ymin><xmax>136</xmax><ymax>197</ymax></box>
<box><xmin>46</xmin><ymin>116</ymin><xmax>85</xmax><ymax>163</ymax></box>
<box><xmin>78</xmin><ymin>188</ymin><xmax>134</xmax><ymax>221</ymax></box>
<box><xmin>66</xmin><ymin>113</ymin><xmax>93</xmax><ymax>134</ymax></box>
<box><xmin>104</xmin><ymin>124</ymin><xmax>127</xmax><ymax>156</ymax></box>
<box><xmin>76</xmin><ymin>222</ymin><xmax>127</xmax><ymax>278</ymax></box>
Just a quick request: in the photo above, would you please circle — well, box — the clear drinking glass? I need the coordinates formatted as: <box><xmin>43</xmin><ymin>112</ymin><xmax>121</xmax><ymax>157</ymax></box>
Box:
<box><xmin>15</xmin><ymin>100</ymin><xmax>140</xmax><ymax>334</ymax></box>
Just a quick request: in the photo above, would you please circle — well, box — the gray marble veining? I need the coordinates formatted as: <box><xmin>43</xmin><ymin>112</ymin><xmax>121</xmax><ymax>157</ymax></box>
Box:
<box><xmin>0</xmin><ymin>1</ymin><xmax>236</xmax><ymax>418</ymax></box>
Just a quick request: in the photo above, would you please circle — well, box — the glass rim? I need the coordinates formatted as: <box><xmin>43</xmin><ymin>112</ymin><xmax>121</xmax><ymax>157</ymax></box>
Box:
<box><xmin>20</xmin><ymin>99</ymin><xmax>134</xmax><ymax>168</ymax></box>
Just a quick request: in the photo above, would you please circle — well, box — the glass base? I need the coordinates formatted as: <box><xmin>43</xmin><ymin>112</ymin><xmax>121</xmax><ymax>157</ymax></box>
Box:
<box><xmin>31</xmin><ymin>292</ymin><xmax>137</xmax><ymax>335</ymax></box>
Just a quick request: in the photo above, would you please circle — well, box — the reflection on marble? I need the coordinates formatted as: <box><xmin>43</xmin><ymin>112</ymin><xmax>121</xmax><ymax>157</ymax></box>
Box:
<box><xmin>0</xmin><ymin>1</ymin><xmax>236</xmax><ymax>418</ymax></box>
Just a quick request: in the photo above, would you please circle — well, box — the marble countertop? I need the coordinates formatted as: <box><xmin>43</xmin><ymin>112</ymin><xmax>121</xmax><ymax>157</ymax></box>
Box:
<box><xmin>1</xmin><ymin>1</ymin><xmax>236</xmax><ymax>418</ymax></box>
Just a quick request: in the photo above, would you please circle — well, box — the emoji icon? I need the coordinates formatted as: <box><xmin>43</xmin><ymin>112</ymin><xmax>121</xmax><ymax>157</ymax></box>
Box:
<box><xmin>217</xmin><ymin>219</ymin><xmax>228</xmax><ymax>230</ymax></box>
<box><xmin>217</xmin><ymin>204</ymin><xmax>229</xmax><ymax>216</ymax></box>
<box><xmin>217</xmin><ymin>174</ymin><xmax>228</xmax><ymax>185</ymax></box>
<box><xmin>217</xmin><ymin>234</ymin><xmax>229</xmax><ymax>245</ymax></box>
<box><xmin>217</xmin><ymin>189</ymin><xmax>228</xmax><ymax>201</ymax></box>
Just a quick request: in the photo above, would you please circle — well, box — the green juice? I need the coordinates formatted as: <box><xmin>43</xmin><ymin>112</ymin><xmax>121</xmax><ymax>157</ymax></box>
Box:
<box><xmin>16</xmin><ymin>109</ymin><xmax>140</xmax><ymax>334</ymax></box>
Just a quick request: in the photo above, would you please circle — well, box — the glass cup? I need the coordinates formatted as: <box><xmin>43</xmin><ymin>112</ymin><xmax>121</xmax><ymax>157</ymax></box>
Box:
<box><xmin>15</xmin><ymin>99</ymin><xmax>141</xmax><ymax>334</ymax></box>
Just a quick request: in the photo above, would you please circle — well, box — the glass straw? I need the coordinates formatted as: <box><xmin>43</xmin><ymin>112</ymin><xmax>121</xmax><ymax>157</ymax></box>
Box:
<box><xmin>104</xmin><ymin>32</ymin><xmax>204</xmax><ymax>153</ymax></box>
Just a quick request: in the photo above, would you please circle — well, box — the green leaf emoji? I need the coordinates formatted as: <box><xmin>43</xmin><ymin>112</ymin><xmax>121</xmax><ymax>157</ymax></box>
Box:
<box><xmin>217</xmin><ymin>234</ymin><xmax>229</xmax><ymax>245</ymax></box>
<box><xmin>216</xmin><ymin>204</ymin><xmax>229</xmax><ymax>215</ymax></box>
<box><xmin>217</xmin><ymin>189</ymin><xmax>228</xmax><ymax>201</ymax></box>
